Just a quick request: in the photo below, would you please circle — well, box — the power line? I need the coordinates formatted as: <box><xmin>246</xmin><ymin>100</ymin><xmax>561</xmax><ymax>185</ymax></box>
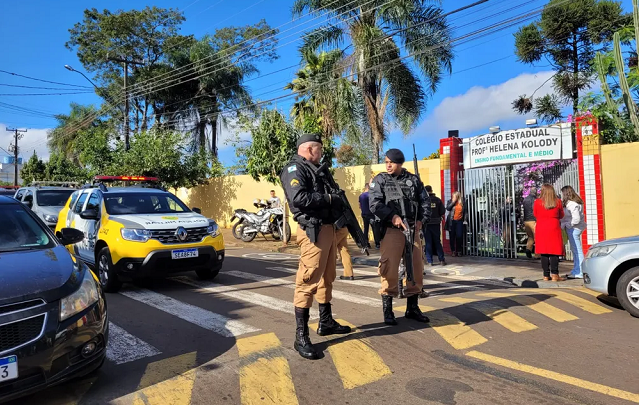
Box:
<box><xmin>0</xmin><ymin>91</ymin><xmax>95</xmax><ymax>96</ymax></box>
<box><xmin>0</xmin><ymin>69</ymin><xmax>92</xmax><ymax>89</ymax></box>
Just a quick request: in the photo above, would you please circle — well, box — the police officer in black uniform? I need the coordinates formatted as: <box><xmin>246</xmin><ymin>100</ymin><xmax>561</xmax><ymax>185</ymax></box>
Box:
<box><xmin>369</xmin><ymin>149</ymin><xmax>432</xmax><ymax>325</ymax></box>
<box><xmin>280</xmin><ymin>133</ymin><xmax>351</xmax><ymax>360</ymax></box>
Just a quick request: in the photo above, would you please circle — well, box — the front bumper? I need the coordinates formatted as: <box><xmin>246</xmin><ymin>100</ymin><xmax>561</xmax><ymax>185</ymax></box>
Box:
<box><xmin>0</xmin><ymin>298</ymin><xmax>107</xmax><ymax>404</ymax></box>
<box><xmin>582</xmin><ymin>254</ymin><xmax>620</xmax><ymax>295</ymax></box>
<box><xmin>115</xmin><ymin>247</ymin><xmax>225</xmax><ymax>280</ymax></box>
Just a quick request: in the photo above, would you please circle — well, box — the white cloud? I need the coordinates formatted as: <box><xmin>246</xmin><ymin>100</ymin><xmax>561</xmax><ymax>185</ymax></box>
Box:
<box><xmin>419</xmin><ymin>71</ymin><xmax>556</xmax><ymax>135</ymax></box>
<box><xmin>0</xmin><ymin>124</ymin><xmax>51</xmax><ymax>162</ymax></box>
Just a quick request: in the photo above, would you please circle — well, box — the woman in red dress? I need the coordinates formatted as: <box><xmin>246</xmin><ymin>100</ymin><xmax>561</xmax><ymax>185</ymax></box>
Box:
<box><xmin>533</xmin><ymin>184</ymin><xmax>566</xmax><ymax>281</ymax></box>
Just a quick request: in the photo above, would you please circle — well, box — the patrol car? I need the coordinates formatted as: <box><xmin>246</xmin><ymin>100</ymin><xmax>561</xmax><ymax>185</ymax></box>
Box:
<box><xmin>55</xmin><ymin>176</ymin><xmax>225</xmax><ymax>293</ymax></box>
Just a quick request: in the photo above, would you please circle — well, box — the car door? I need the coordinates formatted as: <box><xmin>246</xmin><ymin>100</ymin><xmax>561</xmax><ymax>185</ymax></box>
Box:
<box><xmin>70</xmin><ymin>191</ymin><xmax>90</xmax><ymax>259</ymax></box>
<box><xmin>79</xmin><ymin>191</ymin><xmax>101</xmax><ymax>263</ymax></box>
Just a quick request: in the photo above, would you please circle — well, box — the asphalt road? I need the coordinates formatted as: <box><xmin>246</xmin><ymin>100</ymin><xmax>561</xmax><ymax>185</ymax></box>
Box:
<box><xmin>11</xmin><ymin>245</ymin><xmax>639</xmax><ymax>405</ymax></box>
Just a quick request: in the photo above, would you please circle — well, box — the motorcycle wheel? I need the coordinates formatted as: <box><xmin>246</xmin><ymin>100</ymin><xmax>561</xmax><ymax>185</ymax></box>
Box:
<box><xmin>240</xmin><ymin>227</ymin><xmax>257</xmax><ymax>242</ymax></box>
<box><xmin>273</xmin><ymin>222</ymin><xmax>292</xmax><ymax>243</ymax></box>
<box><xmin>232</xmin><ymin>221</ymin><xmax>244</xmax><ymax>239</ymax></box>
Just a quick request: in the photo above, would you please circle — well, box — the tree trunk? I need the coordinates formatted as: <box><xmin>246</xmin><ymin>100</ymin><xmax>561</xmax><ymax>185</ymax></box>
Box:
<box><xmin>361</xmin><ymin>76</ymin><xmax>384</xmax><ymax>164</ymax></box>
<box><xmin>211</xmin><ymin>116</ymin><xmax>218</xmax><ymax>157</ymax></box>
<box><xmin>572</xmin><ymin>33</ymin><xmax>579</xmax><ymax>116</ymax></box>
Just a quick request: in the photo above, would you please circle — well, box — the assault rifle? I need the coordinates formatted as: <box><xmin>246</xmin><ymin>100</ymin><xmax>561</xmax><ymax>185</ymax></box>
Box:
<box><xmin>315</xmin><ymin>163</ymin><xmax>370</xmax><ymax>256</ymax></box>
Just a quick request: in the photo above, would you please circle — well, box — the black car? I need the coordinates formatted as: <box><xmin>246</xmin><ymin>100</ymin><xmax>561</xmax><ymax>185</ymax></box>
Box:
<box><xmin>0</xmin><ymin>196</ymin><xmax>107</xmax><ymax>403</ymax></box>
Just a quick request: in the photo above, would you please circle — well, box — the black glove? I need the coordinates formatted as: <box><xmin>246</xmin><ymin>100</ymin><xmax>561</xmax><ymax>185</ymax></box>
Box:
<box><xmin>324</xmin><ymin>193</ymin><xmax>343</xmax><ymax>208</ymax></box>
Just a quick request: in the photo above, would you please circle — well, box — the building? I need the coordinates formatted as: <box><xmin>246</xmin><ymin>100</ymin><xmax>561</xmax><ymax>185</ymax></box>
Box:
<box><xmin>0</xmin><ymin>156</ymin><xmax>23</xmax><ymax>184</ymax></box>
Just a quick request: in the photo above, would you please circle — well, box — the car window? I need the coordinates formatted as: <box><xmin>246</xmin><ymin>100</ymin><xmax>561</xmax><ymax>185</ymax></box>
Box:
<box><xmin>74</xmin><ymin>192</ymin><xmax>89</xmax><ymax>214</ymax></box>
<box><xmin>0</xmin><ymin>204</ymin><xmax>55</xmax><ymax>252</ymax></box>
<box><xmin>68</xmin><ymin>191</ymin><xmax>79</xmax><ymax>209</ymax></box>
<box><xmin>14</xmin><ymin>190</ymin><xmax>24</xmax><ymax>200</ymax></box>
<box><xmin>36</xmin><ymin>189</ymin><xmax>75</xmax><ymax>207</ymax></box>
<box><xmin>86</xmin><ymin>192</ymin><xmax>101</xmax><ymax>211</ymax></box>
<box><xmin>104</xmin><ymin>192</ymin><xmax>189</xmax><ymax>215</ymax></box>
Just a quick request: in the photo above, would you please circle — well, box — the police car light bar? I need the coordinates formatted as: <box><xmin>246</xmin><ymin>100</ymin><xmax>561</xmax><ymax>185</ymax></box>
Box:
<box><xmin>94</xmin><ymin>176</ymin><xmax>159</xmax><ymax>182</ymax></box>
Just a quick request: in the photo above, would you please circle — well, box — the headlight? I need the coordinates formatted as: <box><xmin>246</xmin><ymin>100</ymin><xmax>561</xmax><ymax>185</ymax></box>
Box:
<box><xmin>586</xmin><ymin>244</ymin><xmax>617</xmax><ymax>258</ymax></box>
<box><xmin>60</xmin><ymin>270</ymin><xmax>99</xmax><ymax>321</ymax></box>
<box><xmin>121</xmin><ymin>228</ymin><xmax>152</xmax><ymax>242</ymax></box>
<box><xmin>207</xmin><ymin>221</ymin><xmax>220</xmax><ymax>237</ymax></box>
<box><xmin>44</xmin><ymin>214</ymin><xmax>58</xmax><ymax>224</ymax></box>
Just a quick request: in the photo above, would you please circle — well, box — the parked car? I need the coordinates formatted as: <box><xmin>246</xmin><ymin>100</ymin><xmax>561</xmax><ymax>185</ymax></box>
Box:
<box><xmin>55</xmin><ymin>176</ymin><xmax>225</xmax><ymax>293</ymax></box>
<box><xmin>0</xmin><ymin>195</ymin><xmax>107</xmax><ymax>403</ymax></box>
<box><xmin>0</xmin><ymin>186</ymin><xmax>18</xmax><ymax>198</ymax></box>
<box><xmin>13</xmin><ymin>183</ymin><xmax>79</xmax><ymax>230</ymax></box>
<box><xmin>583</xmin><ymin>235</ymin><xmax>639</xmax><ymax>317</ymax></box>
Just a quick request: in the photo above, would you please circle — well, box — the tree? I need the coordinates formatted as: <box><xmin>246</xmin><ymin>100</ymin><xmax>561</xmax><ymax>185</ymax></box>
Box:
<box><xmin>512</xmin><ymin>0</ymin><xmax>629</xmax><ymax>120</ymax></box>
<box><xmin>20</xmin><ymin>152</ymin><xmax>47</xmax><ymax>184</ymax></box>
<box><xmin>44</xmin><ymin>153</ymin><xmax>89</xmax><ymax>182</ymax></box>
<box><xmin>236</xmin><ymin>109</ymin><xmax>297</xmax><ymax>184</ymax></box>
<box><xmin>47</xmin><ymin>103</ymin><xmax>104</xmax><ymax>162</ymax></box>
<box><xmin>424</xmin><ymin>149</ymin><xmax>440</xmax><ymax>160</ymax></box>
<box><xmin>293</xmin><ymin>0</ymin><xmax>453</xmax><ymax>163</ymax></box>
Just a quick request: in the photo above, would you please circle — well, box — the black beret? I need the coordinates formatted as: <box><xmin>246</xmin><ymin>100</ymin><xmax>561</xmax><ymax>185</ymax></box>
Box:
<box><xmin>296</xmin><ymin>133</ymin><xmax>322</xmax><ymax>148</ymax></box>
<box><xmin>385</xmin><ymin>148</ymin><xmax>405</xmax><ymax>164</ymax></box>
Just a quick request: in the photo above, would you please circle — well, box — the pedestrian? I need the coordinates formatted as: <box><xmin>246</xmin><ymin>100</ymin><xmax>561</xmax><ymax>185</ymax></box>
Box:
<box><xmin>336</xmin><ymin>227</ymin><xmax>354</xmax><ymax>280</ymax></box>
<box><xmin>424</xmin><ymin>185</ymin><xmax>446</xmax><ymax>266</ymax></box>
<box><xmin>522</xmin><ymin>187</ymin><xmax>538</xmax><ymax>259</ymax></box>
<box><xmin>268</xmin><ymin>190</ymin><xmax>281</xmax><ymax>208</ymax></box>
<box><xmin>280</xmin><ymin>133</ymin><xmax>351</xmax><ymax>360</ymax></box>
<box><xmin>533</xmin><ymin>184</ymin><xmax>566</xmax><ymax>282</ymax></box>
<box><xmin>560</xmin><ymin>185</ymin><xmax>586</xmax><ymax>279</ymax></box>
<box><xmin>369</xmin><ymin>148</ymin><xmax>432</xmax><ymax>325</ymax></box>
<box><xmin>359</xmin><ymin>183</ymin><xmax>375</xmax><ymax>249</ymax></box>
<box><xmin>445</xmin><ymin>191</ymin><xmax>467</xmax><ymax>257</ymax></box>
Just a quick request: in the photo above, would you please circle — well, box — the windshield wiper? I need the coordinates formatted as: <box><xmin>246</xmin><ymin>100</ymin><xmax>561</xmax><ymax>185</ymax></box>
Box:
<box><xmin>0</xmin><ymin>247</ymin><xmax>36</xmax><ymax>253</ymax></box>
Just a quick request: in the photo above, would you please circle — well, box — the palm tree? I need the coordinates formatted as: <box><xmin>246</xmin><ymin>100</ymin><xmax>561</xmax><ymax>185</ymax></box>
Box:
<box><xmin>292</xmin><ymin>0</ymin><xmax>454</xmax><ymax>162</ymax></box>
<box><xmin>47</xmin><ymin>103</ymin><xmax>102</xmax><ymax>163</ymax></box>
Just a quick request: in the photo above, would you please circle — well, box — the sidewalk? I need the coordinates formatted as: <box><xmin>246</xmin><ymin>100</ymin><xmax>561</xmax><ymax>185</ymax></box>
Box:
<box><xmin>222</xmin><ymin>228</ymin><xmax>583</xmax><ymax>289</ymax></box>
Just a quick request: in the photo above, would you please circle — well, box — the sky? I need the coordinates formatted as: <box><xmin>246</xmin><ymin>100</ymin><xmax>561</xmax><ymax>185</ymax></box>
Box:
<box><xmin>0</xmin><ymin>0</ymin><xmax>633</xmax><ymax>168</ymax></box>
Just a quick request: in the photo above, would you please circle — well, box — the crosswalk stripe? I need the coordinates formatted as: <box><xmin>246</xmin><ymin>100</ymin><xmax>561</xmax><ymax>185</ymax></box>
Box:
<box><xmin>237</xmin><ymin>333</ymin><xmax>299</xmax><ymax>405</ymax></box>
<box><xmin>225</xmin><ymin>270</ymin><xmax>381</xmax><ymax>307</ymax></box>
<box><xmin>519</xmin><ymin>289</ymin><xmax>613</xmax><ymax>314</ymax></box>
<box><xmin>119</xmin><ymin>287</ymin><xmax>260</xmax><ymax>337</ymax></box>
<box><xmin>439</xmin><ymin>297</ymin><xmax>537</xmax><ymax>333</ymax></box>
<box><xmin>309</xmin><ymin>319</ymin><xmax>392</xmax><ymax>389</ymax></box>
<box><xmin>172</xmin><ymin>276</ymin><xmax>319</xmax><ymax>319</ymax></box>
<box><xmin>477</xmin><ymin>293</ymin><xmax>579</xmax><ymax>323</ymax></box>
<box><xmin>348</xmin><ymin>267</ymin><xmax>484</xmax><ymax>290</ymax></box>
<box><xmin>569</xmin><ymin>287</ymin><xmax>603</xmax><ymax>298</ymax></box>
<box><xmin>107</xmin><ymin>322</ymin><xmax>161</xmax><ymax>365</ymax></box>
<box><xmin>395</xmin><ymin>305</ymin><xmax>488</xmax><ymax>350</ymax></box>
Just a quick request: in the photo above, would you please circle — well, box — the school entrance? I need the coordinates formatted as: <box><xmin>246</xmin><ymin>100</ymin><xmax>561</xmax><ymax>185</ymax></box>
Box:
<box><xmin>439</xmin><ymin>116</ymin><xmax>605</xmax><ymax>260</ymax></box>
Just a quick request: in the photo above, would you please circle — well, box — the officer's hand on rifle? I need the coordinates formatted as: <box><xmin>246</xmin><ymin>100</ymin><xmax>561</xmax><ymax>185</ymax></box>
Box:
<box><xmin>392</xmin><ymin>215</ymin><xmax>407</xmax><ymax>230</ymax></box>
<box><xmin>327</xmin><ymin>194</ymin><xmax>343</xmax><ymax>208</ymax></box>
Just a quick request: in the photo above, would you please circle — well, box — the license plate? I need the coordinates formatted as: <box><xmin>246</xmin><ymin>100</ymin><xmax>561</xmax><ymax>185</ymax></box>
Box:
<box><xmin>0</xmin><ymin>356</ymin><xmax>18</xmax><ymax>382</ymax></box>
<box><xmin>171</xmin><ymin>248</ymin><xmax>198</xmax><ymax>260</ymax></box>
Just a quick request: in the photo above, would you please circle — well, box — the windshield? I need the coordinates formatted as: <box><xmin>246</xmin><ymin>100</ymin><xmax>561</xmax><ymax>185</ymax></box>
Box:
<box><xmin>104</xmin><ymin>192</ymin><xmax>190</xmax><ymax>215</ymax></box>
<box><xmin>36</xmin><ymin>190</ymin><xmax>75</xmax><ymax>207</ymax></box>
<box><xmin>0</xmin><ymin>205</ymin><xmax>55</xmax><ymax>252</ymax></box>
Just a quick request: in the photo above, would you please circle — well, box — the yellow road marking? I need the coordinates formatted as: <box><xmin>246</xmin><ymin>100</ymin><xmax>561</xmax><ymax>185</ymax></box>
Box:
<box><xmin>396</xmin><ymin>305</ymin><xmax>488</xmax><ymax>350</ymax></box>
<box><xmin>237</xmin><ymin>332</ymin><xmax>281</xmax><ymax>358</ymax></box>
<box><xmin>310</xmin><ymin>319</ymin><xmax>391</xmax><ymax>389</ymax></box>
<box><xmin>137</xmin><ymin>352</ymin><xmax>197</xmax><ymax>390</ymax></box>
<box><xmin>466</xmin><ymin>351</ymin><xmax>639</xmax><ymax>403</ymax></box>
<box><xmin>439</xmin><ymin>297</ymin><xmax>537</xmax><ymax>333</ymax></box>
<box><xmin>519</xmin><ymin>289</ymin><xmax>612</xmax><ymax>314</ymax></box>
<box><xmin>569</xmin><ymin>287</ymin><xmax>603</xmax><ymax>298</ymax></box>
<box><xmin>236</xmin><ymin>333</ymin><xmax>298</xmax><ymax>405</ymax></box>
<box><xmin>478</xmin><ymin>293</ymin><xmax>579</xmax><ymax>323</ymax></box>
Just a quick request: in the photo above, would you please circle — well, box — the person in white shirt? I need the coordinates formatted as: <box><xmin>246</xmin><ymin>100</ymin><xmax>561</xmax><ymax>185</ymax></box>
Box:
<box><xmin>560</xmin><ymin>186</ymin><xmax>587</xmax><ymax>279</ymax></box>
<box><xmin>268</xmin><ymin>190</ymin><xmax>281</xmax><ymax>208</ymax></box>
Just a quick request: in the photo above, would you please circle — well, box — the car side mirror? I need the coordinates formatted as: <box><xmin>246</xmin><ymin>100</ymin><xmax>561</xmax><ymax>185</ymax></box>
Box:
<box><xmin>192</xmin><ymin>207</ymin><xmax>202</xmax><ymax>214</ymax></box>
<box><xmin>79</xmin><ymin>209</ymin><xmax>99</xmax><ymax>220</ymax></box>
<box><xmin>24</xmin><ymin>200</ymin><xmax>32</xmax><ymax>208</ymax></box>
<box><xmin>57</xmin><ymin>228</ymin><xmax>84</xmax><ymax>246</ymax></box>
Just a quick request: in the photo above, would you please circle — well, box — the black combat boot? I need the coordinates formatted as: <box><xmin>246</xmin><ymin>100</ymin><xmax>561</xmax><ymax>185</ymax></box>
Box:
<box><xmin>382</xmin><ymin>295</ymin><xmax>397</xmax><ymax>325</ymax></box>
<box><xmin>294</xmin><ymin>307</ymin><xmax>319</xmax><ymax>359</ymax></box>
<box><xmin>316</xmin><ymin>303</ymin><xmax>352</xmax><ymax>336</ymax></box>
<box><xmin>405</xmin><ymin>295</ymin><xmax>430</xmax><ymax>323</ymax></box>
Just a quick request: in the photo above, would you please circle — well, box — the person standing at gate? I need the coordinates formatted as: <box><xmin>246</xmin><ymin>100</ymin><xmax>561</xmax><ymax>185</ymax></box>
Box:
<box><xmin>522</xmin><ymin>188</ymin><xmax>538</xmax><ymax>259</ymax></box>
<box><xmin>446</xmin><ymin>192</ymin><xmax>467</xmax><ymax>256</ymax></box>
<box><xmin>424</xmin><ymin>185</ymin><xmax>446</xmax><ymax>266</ymax></box>
<box><xmin>560</xmin><ymin>185</ymin><xmax>586</xmax><ymax>279</ymax></box>
<box><xmin>533</xmin><ymin>184</ymin><xmax>565</xmax><ymax>282</ymax></box>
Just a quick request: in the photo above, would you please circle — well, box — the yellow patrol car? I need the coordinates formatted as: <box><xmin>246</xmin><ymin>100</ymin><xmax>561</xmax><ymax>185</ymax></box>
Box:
<box><xmin>55</xmin><ymin>176</ymin><xmax>224</xmax><ymax>292</ymax></box>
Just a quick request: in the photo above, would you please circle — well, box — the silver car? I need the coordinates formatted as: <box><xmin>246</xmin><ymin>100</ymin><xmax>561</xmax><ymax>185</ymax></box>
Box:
<box><xmin>583</xmin><ymin>235</ymin><xmax>639</xmax><ymax>317</ymax></box>
<box><xmin>13</xmin><ymin>183</ymin><xmax>78</xmax><ymax>230</ymax></box>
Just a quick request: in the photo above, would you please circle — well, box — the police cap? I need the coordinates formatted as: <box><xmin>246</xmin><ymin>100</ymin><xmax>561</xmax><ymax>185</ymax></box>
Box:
<box><xmin>296</xmin><ymin>133</ymin><xmax>322</xmax><ymax>148</ymax></box>
<box><xmin>385</xmin><ymin>148</ymin><xmax>405</xmax><ymax>164</ymax></box>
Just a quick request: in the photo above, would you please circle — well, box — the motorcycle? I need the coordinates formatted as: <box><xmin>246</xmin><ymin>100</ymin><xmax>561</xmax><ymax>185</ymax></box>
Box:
<box><xmin>230</xmin><ymin>199</ymin><xmax>291</xmax><ymax>243</ymax></box>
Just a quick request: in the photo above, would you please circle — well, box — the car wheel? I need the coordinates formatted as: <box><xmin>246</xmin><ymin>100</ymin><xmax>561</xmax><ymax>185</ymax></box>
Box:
<box><xmin>196</xmin><ymin>263</ymin><xmax>221</xmax><ymax>280</ymax></box>
<box><xmin>96</xmin><ymin>248</ymin><xmax>123</xmax><ymax>293</ymax></box>
<box><xmin>232</xmin><ymin>221</ymin><xmax>244</xmax><ymax>239</ymax></box>
<box><xmin>616</xmin><ymin>266</ymin><xmax>639</xmax><ymax>318</ymax></box>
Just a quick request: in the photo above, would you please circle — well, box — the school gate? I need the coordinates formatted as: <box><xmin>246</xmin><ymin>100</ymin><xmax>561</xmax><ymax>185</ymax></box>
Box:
<box><xmin>439</xmin><ymin>115</ymin><xmax>605</xmax><ymax>260</ymax></box>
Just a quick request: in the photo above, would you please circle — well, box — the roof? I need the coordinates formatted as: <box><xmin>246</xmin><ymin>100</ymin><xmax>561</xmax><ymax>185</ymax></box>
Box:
<box><xmin>99</xmin><ymin>187</ymin><xmax>170</xmax><ymax>194</ymax></box>
<box><xmin>20</xmin><ymin>186</ymin><xmax>77</xmax><ymax>191</ymax></box>
<box><xmin>0</xmin><ymin>195</ymin><xmax>19</xmax><ymax>205</ymax></box>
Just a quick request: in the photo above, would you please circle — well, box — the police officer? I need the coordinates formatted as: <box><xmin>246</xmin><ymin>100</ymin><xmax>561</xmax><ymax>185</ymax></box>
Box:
<box><xmin>280</xmin><ymin>133</ymin><xmax>351</xmax><ymax>360</ymax></box>
<box><xmin>369</xmin><ymin>148</ymin><xmax>432</xmax><ymax>325</ymax></box>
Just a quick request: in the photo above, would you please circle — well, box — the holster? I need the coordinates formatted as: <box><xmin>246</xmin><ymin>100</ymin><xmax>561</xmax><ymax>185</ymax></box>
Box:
<box><xmin>306</xmin><ymin>225</ymin><xmax>320</xmax><ymax>243</ymax></box>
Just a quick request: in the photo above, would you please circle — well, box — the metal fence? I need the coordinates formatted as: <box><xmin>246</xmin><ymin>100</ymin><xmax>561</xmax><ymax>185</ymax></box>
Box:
<box><xmin>457</xmin><ymin>159</ymin><xmax>580</xmax><ymax>260</ymax></box>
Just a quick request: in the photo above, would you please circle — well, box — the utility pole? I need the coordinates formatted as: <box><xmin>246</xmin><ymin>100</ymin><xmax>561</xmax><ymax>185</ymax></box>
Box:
<box><xmin>6</xmin><ymin>128</ymin><xmax>26</xmax><ymax>186</ymax></box>
<box><xmin>106</xmin><ymin>53</ymin><xmax>144</xmax><ymax>151</ymax></box>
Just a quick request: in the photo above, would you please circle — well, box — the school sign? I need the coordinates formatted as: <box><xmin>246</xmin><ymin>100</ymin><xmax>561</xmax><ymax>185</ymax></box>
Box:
<box><xmin>462</xmin><ymin>123</ymin><xmax>573</xmax><ymax>169</ymax></box>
